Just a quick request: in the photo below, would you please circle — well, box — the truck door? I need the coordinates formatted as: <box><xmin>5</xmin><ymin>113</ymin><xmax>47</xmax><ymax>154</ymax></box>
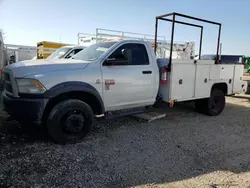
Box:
<box><xmin>101</xmin><ymin>43</ymin><xmax>155</xmax><ymax>111</ymax></box>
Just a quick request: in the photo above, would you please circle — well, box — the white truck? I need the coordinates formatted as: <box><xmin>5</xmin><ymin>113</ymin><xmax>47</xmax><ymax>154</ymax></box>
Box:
<box><xmin>1</xmin><ymin>13</ymin><xmax>246</xmax><ymax>144</ymax></box>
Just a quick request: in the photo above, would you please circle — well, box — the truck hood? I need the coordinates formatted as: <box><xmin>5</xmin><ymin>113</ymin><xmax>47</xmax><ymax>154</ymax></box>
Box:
<box><xmin>4</xmin><ymin>59</ymin><xmax>92</xmax><ymax>77</ymax></box>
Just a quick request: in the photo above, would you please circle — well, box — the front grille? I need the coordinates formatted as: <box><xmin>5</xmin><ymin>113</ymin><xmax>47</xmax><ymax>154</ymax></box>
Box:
<box><xmin>3</xmin><ymin>72</ymin><xmax>13</xmax><ymax>94</ymax></box>
<box><xmin>5</xmin><ymin>82</ymin><xmax>13</xmax><ymax>93</ymax></box>
<box><xmin>4</xmin><ymin>72</ymin><xmax>10</xmax><ymax>81</ymax></box>
<box><xmin>5</xmin><ymin>83</ymin><xmax>13</xmax><ymax>93</ymax></box>
<box><xmin>0</xmin><ymin>77</ymin><xmax>5</xmax><ymax>92</ymax></box>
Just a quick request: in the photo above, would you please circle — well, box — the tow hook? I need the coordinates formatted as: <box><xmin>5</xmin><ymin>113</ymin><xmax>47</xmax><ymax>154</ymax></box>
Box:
<box><xmin>5</xmin><ymin>116</ymin><xmax>14</xmax><ymax>122</ymax></box>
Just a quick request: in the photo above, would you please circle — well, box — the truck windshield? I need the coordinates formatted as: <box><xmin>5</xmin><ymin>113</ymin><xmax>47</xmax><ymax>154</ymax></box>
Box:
<box><xmin>72</xmin><ymin>42</ymin><xmax>116</xmax><ymax>61</ymax></box>
<box><xmin>47</xmin><ymin>47</ymin><xmax>72</xmax><ymax>59</ymax></box>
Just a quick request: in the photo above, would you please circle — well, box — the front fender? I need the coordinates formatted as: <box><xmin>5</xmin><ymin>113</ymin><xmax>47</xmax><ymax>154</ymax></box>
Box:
<box><xmin>43</xmin><ymin>81</ymin><xmax>105</xmax><ymax>113</ymax></box>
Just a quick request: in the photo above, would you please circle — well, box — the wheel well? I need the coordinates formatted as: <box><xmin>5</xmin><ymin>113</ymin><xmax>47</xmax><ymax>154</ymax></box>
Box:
<box><xmin>42</xmin><ymin>91</ymin><xmax>103</xmax><ymax>124</ymax></box>
<box><xmin>212</xmin><ymin>83</ymin><xmax>228</xmax><ymax>95</ymax></box>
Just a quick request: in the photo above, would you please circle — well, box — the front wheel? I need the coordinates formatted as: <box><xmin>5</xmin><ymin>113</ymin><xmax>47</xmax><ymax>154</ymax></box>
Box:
<box><xmin>47</xmin><ymin>99</ymin><xmax>94</xmax><ymax>144</ymax></box>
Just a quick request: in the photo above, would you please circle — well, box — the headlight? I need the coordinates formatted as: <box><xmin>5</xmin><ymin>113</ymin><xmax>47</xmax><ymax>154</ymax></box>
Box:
<box><xmin>16</xmin><ymin>78</ymin><xmax>46</xmax><ymax>94</ymax></box>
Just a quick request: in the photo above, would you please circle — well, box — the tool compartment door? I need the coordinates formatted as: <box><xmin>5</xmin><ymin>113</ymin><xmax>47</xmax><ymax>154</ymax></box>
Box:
<box><xmin>195</xmin><ymin>64</ymin><xmax>211</xmax><ymax>98</ymax></box>
<box><xmin>169</xmin><ymin>60</ymin><xmax>196</xmax><ymax>101</ymax></box>
<box><xmin>233</xmin><ymin>64</ymin><xmax>244</xmax><ymax>93</ymax></box>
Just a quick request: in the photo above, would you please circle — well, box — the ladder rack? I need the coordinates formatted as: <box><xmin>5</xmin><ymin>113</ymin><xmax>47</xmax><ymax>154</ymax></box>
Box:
<box><xmin>77</xmin><ymin>28</ymin><xmax>195</xmax><ymax>59</ymax></box>
<box><xmin>78</xmin><ymin>28</ymin><xmax>167</xmax><ymax>45</ymax></box>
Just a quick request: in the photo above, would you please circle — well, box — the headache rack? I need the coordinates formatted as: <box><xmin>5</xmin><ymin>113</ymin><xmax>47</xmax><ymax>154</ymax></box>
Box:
<box><xmin>78</xmin><ymin>28</ymin><xmax>167</xmax><ymax>44</ymax></box>
<box><xmin>78</xmin><ymin>28</ymin><xmax>195</xmax><ymax>59</ymax></box>
<box><xmin>154</xmin><ymin>12</ymin><xmax>222</xmax><ymax>69</ymax></box>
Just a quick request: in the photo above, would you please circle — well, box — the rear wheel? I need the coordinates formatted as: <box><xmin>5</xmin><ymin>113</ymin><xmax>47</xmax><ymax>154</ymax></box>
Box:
<box><xmin>18</xmin><ymin>120</ymin><xmax>34</xmax><ymax>127</ymax></box>
<box><xmin>245</xmin><ymin>81</ymin><xmax>250</xmax><ymax>94</ymax></box>
<box><xmin>195</xmin><ymin>99</ymin><xmax>206</xmax><ymax>113</ymax></box>
<box><xmin>47</xmin><ymin>99</ymin><xmax>94</xmax><ymax>144</ymax></box>
<box><xmin>195</xmin><ymin>89</ymin><xmax>225</xmax><ymax>116</ymax></box>
<box><xmin>205</xmin><ymin>89</ymin><xmax>225</xmax><ymax>116</ymax></box>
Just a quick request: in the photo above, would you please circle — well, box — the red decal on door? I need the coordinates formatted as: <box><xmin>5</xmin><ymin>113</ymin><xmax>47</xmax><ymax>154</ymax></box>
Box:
<box><xmin>105</xmin><ymin>79</ymin><xmax>115</xmax><ymax>86</ymax></box>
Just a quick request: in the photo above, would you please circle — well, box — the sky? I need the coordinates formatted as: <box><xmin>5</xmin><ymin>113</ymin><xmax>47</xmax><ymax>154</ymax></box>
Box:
<box><xmin>0</xmin><ymin>0</ymin><xmax>250</xmax><ymax>55</ymax></box>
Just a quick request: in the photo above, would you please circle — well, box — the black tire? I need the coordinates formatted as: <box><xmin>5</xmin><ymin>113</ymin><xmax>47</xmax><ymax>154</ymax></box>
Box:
<box><xmin>47</xmin><ymin>99</ymin><xmax>94</xmax><ymax>144</ymax></box>
<box><xmin>18</xmin><ymin>120</ymin><xmax>34</xmax><ymax>127</ymax></box>
<box><xmin>195</xmin><ymin>99</ymin><xmax>207</xmax><ymax>113</ymax></box>
<box><xmin>245</xmin><ymin>82</ymin><xmax>250</xmax><ymax>94</ymax></box>
<box><xmin>205</xmin><ymin>89</ymin><xmax>225</xmax><ymax>116</ymax></box>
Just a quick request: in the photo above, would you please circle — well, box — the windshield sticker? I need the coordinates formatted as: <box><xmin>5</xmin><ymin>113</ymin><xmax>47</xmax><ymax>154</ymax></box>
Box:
<box><xmin>96</xmin><ymin>47</ymin><xmax>108</xmax><ymax>52</ymax></box>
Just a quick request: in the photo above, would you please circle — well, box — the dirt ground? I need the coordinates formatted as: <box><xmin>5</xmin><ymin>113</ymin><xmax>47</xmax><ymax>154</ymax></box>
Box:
<box><xmin>1</xmin><ymin>97</ymin><xmax>250</xmax><ymax>188</ymax></box>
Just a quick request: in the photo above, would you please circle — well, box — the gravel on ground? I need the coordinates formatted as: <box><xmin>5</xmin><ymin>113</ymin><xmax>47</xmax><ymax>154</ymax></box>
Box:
<box><xmin>1</xmin><ymin>97</ymin><xmax>250</xmax><ymax>188</ymax></box>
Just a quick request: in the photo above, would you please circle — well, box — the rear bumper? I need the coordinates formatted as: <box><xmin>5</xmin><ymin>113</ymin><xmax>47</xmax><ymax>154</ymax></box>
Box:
<box><xmin>2</xmin><ymin>91</ymin><xmax>48</xmax><ymax>124</ymax></box>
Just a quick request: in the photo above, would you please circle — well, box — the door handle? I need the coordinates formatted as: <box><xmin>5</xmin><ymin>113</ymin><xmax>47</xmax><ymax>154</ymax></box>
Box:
<box><xmin>142</xmin><ymin>70</ymin><xmax>152</xmax><ymax>74</ymax></box>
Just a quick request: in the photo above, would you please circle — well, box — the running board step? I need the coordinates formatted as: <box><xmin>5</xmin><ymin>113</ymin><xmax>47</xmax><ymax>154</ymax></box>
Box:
<box><xmin>104</xmin><ymin>107</ymin><xmax>149</xmax><ymax>120</ymax></box>
<box><xmin>131</xmin><ymin>111</ymin><xmax>166</xmax><ymax>122</ymax></box>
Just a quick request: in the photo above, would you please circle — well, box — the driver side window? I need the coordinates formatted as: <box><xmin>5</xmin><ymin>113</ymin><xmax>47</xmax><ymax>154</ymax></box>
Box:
<box><xmin>107</xmin><ymin>43</ymin><xmax>149</xmax><ymax>66</ymax></box>
<box><xmin>108</xmin><ymin>44</ymin><xmax>130</xmax><ymax>65</ymax></box>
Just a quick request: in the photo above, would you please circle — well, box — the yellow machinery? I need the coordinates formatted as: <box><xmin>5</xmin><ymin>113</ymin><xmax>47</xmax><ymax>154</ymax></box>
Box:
<box><xmin>37</xmin><ymin>41</ymin><xmax>72</xmax><ymax>59</ymax></box>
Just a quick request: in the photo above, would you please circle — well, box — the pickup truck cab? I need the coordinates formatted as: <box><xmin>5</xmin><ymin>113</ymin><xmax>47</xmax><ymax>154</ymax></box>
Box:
<box><xmin>1</xmin><ymin>13</ymin><xmax>246</xmax><ymax>144</ymax></box>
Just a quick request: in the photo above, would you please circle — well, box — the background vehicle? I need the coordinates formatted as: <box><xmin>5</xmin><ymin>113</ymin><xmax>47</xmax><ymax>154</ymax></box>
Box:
<box><xmin>37</xmin><ymin>41</ymin><xmax>73</xmax><ymax>59</ymax></box>
<box><xmin>200</xmin><ymin>54</ymin><xmax>244</xmax><ymax>64</ymax></box>
<box><xmin>47</xmin><ymin>46</ymin><xmax>85</xmax><ymax>59</ymax></box>
<box><xmin>2</xmin><ymin>13</ymin><xmax>246</xmax><ymax>144</ymax></box>
<box><xmin>5</xmin><ymin>44</ymin><xmax>37</xmax><ymax>64</ymax></box>
<box><xmin>3</xmin><ymin>43</ymin><xmax>81</xmax><ymax>63</ymax></box>
<box><xmin>201</xmin><ymin>54</ymin><xmax>250</xmax><ymax>73</ymax></box>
